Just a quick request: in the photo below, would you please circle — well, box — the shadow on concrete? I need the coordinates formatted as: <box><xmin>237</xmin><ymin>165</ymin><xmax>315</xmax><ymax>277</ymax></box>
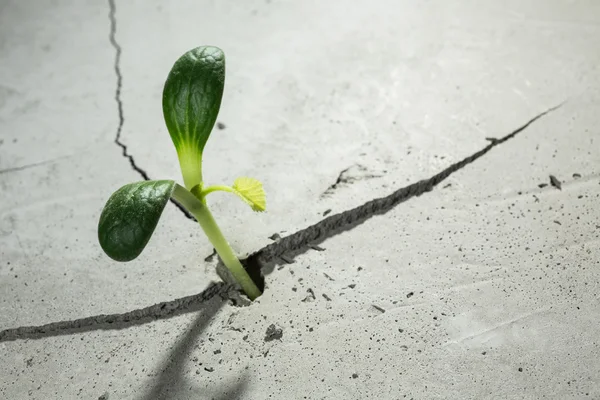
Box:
<box><xmin>211</xmin><ymin>375</ymin><xmax>249</xmax><ymax>400</ymax></box>
<box><xmin>139</xmin><ymin>295</ymin><xmax>248</xmax><ymax>400</ymax></box>
<box><xmin>243</xmin><ymin>103</ymin><xmax>564</xmax><ymax>278</ymax></box>
<box><xmin>0</xmin><ymin>282</ymin><xmax>229</xmax><ymax>342</ymax></box>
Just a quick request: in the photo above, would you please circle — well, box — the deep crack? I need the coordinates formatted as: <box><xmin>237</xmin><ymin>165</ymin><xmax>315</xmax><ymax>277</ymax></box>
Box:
<box><xmin>246</xmin><ymin>102</ymin><xmax>565</xmax><ymax>266</ymax></box>
<box><xmin>0</xmin><ymin>103</ymin><xmax>565</xmax><ymax>342</ymax></box>
<box><xmin>0</xmin><ymin>283</ymin><xmax>229</xmax><ymax>342</ymax></box>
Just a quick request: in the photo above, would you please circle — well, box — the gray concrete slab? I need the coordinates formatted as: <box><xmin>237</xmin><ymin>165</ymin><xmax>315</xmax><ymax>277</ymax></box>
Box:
<box><xmin>1</xmin><ymin>0</ymin><xmax>599</xmax><ymax>399</ymax></box>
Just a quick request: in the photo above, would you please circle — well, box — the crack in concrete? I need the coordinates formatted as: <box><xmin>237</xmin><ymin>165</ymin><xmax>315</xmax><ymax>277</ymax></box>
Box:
<box><xmin>108</xmin><ymin>0</ymin><xmax>149</xmax><ymax>181</ymax></box>
<box><xmin>108</xmin><ymin>0</ymin><xmax>195</xmax><ymax>221</ymax></box>
<box><xmin>0</xmin><ymin>283</ymin><xmax>228</xmax><ymax>342</ymax></box>
<box><xmin>0</xmin><ymin>155</ymin><xmax>72</xmax><ymax>175</ymax></box>
<box><xmin>248</xmin><ymin>103</ymin><xmax>565</xmax><ymax>267</ymax></box>
<box><xmin>0</xmin><ymin>103</ymin><xmax>564</xmax><ymax>342</ymax></box>
<box><xmin>321</xmin><ymin>164</ymin><xmax>383</xmax><ymax>197</ymax></box>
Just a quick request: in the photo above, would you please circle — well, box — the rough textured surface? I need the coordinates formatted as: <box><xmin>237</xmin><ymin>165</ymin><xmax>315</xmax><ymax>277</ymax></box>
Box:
<box><xmin>1</xmin><ymin>0</ymin><xmax>599</xmax><ymax>399</ymax></box>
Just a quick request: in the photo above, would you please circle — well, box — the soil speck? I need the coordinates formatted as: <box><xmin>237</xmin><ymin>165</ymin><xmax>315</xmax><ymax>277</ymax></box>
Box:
<box><xmin>549</xmin><ymin>175</ymin><xmax>562</xmax><ymax>190</ymax></box>
<box><xmin>372</xmin><ymin>305</ymin><xmax>385</xmax><ymax>313</ymax></box>
<box><xmin>302</xmin><ymin>289</ymin><xmax>316</xmax><ymax>302</ymax></box>
<box><xmin>268</xmin><ymin>233</ymin><xmax>281</xmax><ymax>241</ymax></box>
<box><xmin>265</xmin><ymin>324</ymin><xmax>283</xmax><ymax>342</ymax></box>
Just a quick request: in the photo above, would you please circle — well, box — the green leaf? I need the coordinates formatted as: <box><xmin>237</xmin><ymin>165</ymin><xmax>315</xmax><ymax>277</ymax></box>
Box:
<box><xmin>98</xmin><ymin>180</ymin><xmax>175</xmax><ymax>262</ymax></box>
<box><xmin>232</xmin><ymin>177</ymin><xmax>267</xmax><ymax>212</ymax></box>
<box><xmin>162</xmin><ymin>46</ymin><xmax>225</xmax><ymax>189</ymax></box>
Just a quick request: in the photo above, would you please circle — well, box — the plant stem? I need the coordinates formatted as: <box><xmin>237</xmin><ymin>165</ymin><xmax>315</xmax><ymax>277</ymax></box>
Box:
<box><xmin>177</xmin><ymin>147</ymin><xmax>203</xmax><ymax>190</ymax></box>
<box><xmin>200</xmin><ymin>185</ymin><xmax>236</xmax><ymax>196</ymax></box>
<box><xmin>171</xmin><ymin>184</ymin><xmax>261</xmax><ymax>300</ymax></box>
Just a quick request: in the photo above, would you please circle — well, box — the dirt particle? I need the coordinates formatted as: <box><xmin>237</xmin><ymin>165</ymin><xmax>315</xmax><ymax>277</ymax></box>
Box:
<box><xmin>323</xmin><ymin>273</ymin><xmax>335</xmax><ymax>281</ymax></box>
<box><xmin>216</xmin><ymin>122</ymin><xmax>226</xmax><ymax>130</ymax></box>
<box><xmin>302</xmin><ymin>288</ymin><xmax>316</xmax><ymax>302</ymax></box>
<box><xmin>549</xmin><ymin>175</ymin><xmax>562</xmax><ymax>190</ymax></box>
<box><xmin>352</xmin><ymin>373</ymin><xmax>359</xmax><ymax>379</ymax></box>
<box><xmin>268</xmin><ymin>233</ymin><xmax>281</xmax><ymax>241</ymax></box>
<box><xmin>264</xmin><ymin>324</ymin><xmax>283</xmax><ymax>342</ymax></box>
<box><xmin>406</xmin><ymin>292</ymin><xmax>414</xmax><ymax>298</ymax></box>
<box><xmin>573</xmin><ymin>173</ymin><xmax>581</xmax><ymax>179</ymax></box>
<box><xmin>98</xmin><ymin>394</ymin><xmax>109</xmax><ymax>400</ymax></box>
<box><xmin>518</xmin><ymin>367</ymin><xmax>523</xmax><ymax>372</ymax></box>
<box><xmin>26</xmin><ymin>358</ymin><xmax>33</xmax><ymax>367</ymax></box>
<box><xmin>538</xmin><ymin>183</ymin><xmax>548</xmax><ymax>188</ymax></box>
<box><xmin>348</xmin><ymin>284</ymin><xmax>356</xmax><ymax>289</ymax></box>
<box><xmin>205</xmin><ymin>367</ymin><xmax>215</xmax><ymax>372</ymax></box>
<box><xmin>323</xmin><ymin>209</ymin><xmax>332</xmax><ymax>216</ymax></box>
<box><xmin>372</xmin><ymin>305</ymin><xmax>385</xmax><ymax>313</ymax></box>
<box><xmin>322</xmin><ymin>293</ymin><xmax>332</xmax><ymax>301</ymax></box>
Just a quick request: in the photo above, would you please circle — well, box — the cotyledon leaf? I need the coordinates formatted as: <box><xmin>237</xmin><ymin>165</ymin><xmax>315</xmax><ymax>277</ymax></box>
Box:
<box><xmin>162</xmin><ymin>46</ymin><xmax>225</xmax><ymax>189</ymax></box>
<box><xmin>98</xmin><ymin>180</ymin><xmax>175</xmax><ymax>262</ymax></box>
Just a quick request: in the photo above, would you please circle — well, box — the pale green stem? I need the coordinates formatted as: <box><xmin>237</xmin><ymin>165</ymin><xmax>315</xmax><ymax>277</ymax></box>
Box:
<box><xmin>177</xmin><ymin>148</ymin><xmax>203</xmax><ymax>190</ymax></box>
<box><xmin>200</xmin><ymin>185</ymin><xmax>236</xmax><ymax>197</ymax></box>
<box><xmin>171</xmin><ymin>184</ymin><xmax>261</xmax><ymax>300</ymax></box>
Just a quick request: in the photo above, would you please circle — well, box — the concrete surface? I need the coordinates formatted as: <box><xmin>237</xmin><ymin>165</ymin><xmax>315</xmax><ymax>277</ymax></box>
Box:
<box><xmin>1</xmin><ymin>0</ymin><xmax>599</xmax><ymax>399</ymax></box>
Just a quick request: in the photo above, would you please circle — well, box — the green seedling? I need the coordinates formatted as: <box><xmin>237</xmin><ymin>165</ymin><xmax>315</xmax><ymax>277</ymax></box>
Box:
<box><xmin>98</xmin><ymin>46</ymin><xmax>265</xmax><ymax>300</ymax></box>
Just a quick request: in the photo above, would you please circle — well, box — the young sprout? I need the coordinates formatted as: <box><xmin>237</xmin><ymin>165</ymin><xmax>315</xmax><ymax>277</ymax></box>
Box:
<box><xmin>98</xmin><ymin>46</ymin><xmax>265</xmax><ymax>300</ymax></box>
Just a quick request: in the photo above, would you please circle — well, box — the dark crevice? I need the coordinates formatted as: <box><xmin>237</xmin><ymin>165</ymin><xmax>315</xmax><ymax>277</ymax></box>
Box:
<box><xmin>0</xmin><ymin>101</ymin><xmax>564</xmax><ymax>342</ymax></box>
<box><xmin>108</xmin><ymin>0</ymin><xmax>195</xmax><ymax>221</ymax></box>
<box><xmin>0</xmin><ymin>283</ymin><xmax>228</xmax><ymax>342</ymax></box>
<box><xmin>244</xmin><ymin>102</ymin><xmax>565</xmax><ymax>275</ymax></box>
<box><xmin>108</xmin><ymin>0</ymin><xmax>149</xmax><ymax>181</ymax></box>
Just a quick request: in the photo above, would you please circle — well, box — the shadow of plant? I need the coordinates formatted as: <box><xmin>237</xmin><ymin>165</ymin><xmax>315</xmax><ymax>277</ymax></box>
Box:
<box><xmin>139</xmin><ymin>295</ymin><xmax>249</xmax><ymax>400</ymax></box>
